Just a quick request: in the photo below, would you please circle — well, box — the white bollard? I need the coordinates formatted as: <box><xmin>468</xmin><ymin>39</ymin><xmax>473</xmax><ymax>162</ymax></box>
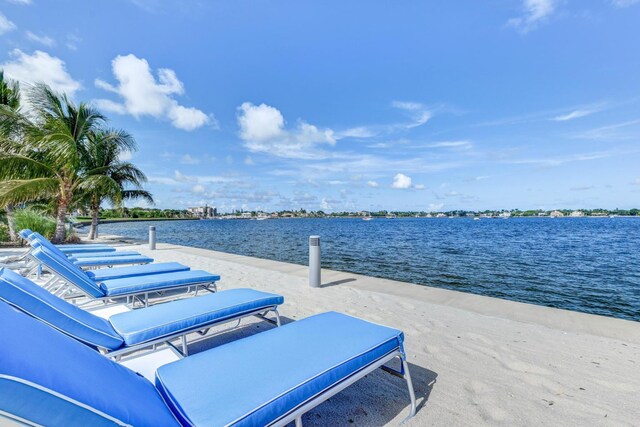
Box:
<box><xmin>149</xmin><ymin>226</ymin><xmax>156</xmax><ymax>250</ymax></box>
<box><xmin>309</xmin><ymin>235</ymin><xmax>321</xmax><ymax>288</ymax></box>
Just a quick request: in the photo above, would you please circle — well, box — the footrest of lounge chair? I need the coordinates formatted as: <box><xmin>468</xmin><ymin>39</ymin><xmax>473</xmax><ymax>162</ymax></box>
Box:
<box><xmin>85</xmin><ymin>262</ymin><xmax>190</xmax><ymax>281</ymax></box>
<box><xmin>109</xmin><ymin>289</ymin><xmax>284</xmax><ymax>346</ymax></box>
<box><xmin>155</xmin><ymin>311</ymin><xmax>404</xmax><ymax>426</ymax></box>
<box><xmin>99</xmin><ymin>270</ymin><xmax>219</xmax><ymax>296</ymax></box>
<box><xmin>73</xmin><ymin>255</ymin><xmax>153</xmax><ymax>267</ymax></box>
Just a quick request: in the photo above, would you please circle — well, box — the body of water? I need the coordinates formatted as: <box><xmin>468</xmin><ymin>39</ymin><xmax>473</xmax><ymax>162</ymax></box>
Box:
<box><xmin>93</xmin><ymin>217</ymin><xmax>640</xmax><ymax>321</ymax></box>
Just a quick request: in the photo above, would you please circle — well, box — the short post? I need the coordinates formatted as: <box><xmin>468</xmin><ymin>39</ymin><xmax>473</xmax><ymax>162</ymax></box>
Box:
<box><xmin>149</xmin><ymin>226</ymin><xmax>156</xmax><ymax>250</ymax></box>
<box><xmin>309</xmin><ymin>235</ymin><xmax>321</xmax><ymax>288</ymax></box>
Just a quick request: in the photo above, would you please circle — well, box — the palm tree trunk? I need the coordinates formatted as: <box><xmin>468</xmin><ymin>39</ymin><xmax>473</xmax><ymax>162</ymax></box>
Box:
<box><xmin>5</xmin><ymin>203</ymin><xmax>17</xmax><ymax>242</ymax></box>
<box><xmin>89</xmin><ymin>200</ymin><xmax>100</xmax><ymax>240</ymax></box>
<box><xmin>53</xmin><ymin>197</ymin><xmax>69</xmax><ymax>244</ymax></box>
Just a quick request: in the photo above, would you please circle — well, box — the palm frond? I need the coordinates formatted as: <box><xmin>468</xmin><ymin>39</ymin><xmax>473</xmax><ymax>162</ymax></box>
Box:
<box><xmin>0</xmin><ymin>178</ymin><xmax>59</xmax><ymax>206</ymax></box>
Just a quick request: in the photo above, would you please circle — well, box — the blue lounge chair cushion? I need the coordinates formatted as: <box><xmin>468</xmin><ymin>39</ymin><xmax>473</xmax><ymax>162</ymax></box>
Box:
<box><xmin>18</xmin><ymin>228</ymin><xmax>32</xmax><ymax>239</ymax></box>
<box><xmin>69</xmin><ymin>250</ymin><xmax>141</xmax><ymax>259</ymax></box>
<box><xmin>110</xmin><ymin>289</ymin><xmax>284</xmax><ymax>346</ymax></box>
<box><xmin>156</xmin><ymin>311</ymin><xmax>404</xmax><ymax>427</ymax></box>
<box><xmin>58</xmin><ymin>246</ymin><xmax>115</xmax><ymax>254</ymax></box>
<box><xmin>99</xmin><ymin>270</ymin><xmax>219</xmax><ymax>297</ymax></box>
<box><xmin>0</xmin><ymin>268</ymin><xmax>124</xmax><ymax>350</ymax></box>
<box><xmin>86</xmin><ymin>262</ymin><xmax>190</xmax><ymax>281</ymax></box>
<box><xmin>73</xmin><ymin>254</ymin><xmax>153</xmax><ymax>267</ymax></box>
<box><xmin>0</xmin><ymin>302</ymin><xmax>180</xmax><ymax>426</ymax></box>
<box><xmin>31</xmin><ymin>246</ymin><xmax>105</xmax><ymax>297</ymax></box>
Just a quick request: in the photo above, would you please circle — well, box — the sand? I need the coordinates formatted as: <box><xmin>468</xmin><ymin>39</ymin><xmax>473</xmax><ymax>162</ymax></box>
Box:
<box><xmin>4</xmin><ymin>236</ymin><xmax>640</xmax><ymax>426</ymax></box>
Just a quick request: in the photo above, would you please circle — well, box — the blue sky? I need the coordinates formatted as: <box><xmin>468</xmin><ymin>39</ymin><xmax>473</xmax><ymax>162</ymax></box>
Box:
<box><xmin>1</xmin><ymin>0</ymin><xmax>639</xmax><ymax>212</ymax></box>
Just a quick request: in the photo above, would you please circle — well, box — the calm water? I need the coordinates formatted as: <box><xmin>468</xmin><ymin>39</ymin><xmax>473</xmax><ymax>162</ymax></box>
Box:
<box><xmin>93</xmin><ymin>217</ymin><xmax>640</xmax><ymax>321</ymax></box>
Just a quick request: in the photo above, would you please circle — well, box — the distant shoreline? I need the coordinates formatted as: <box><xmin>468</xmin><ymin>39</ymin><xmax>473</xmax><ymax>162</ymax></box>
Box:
<box><xmin>73</xmin><ymin>217</ymin><xmax>196</xmax><ymax>227</ymax></box>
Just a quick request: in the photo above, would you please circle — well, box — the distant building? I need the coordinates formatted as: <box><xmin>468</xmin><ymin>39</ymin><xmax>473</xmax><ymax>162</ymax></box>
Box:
<box><xmin>537</xmin><ymin>212</ymin><xmax>547</xmax><ymax>216</ymax></box>
<box><xmin>436</xmin><ymin>213</ymin><xmax>447</xmax><ymax>218</ymax></box>
<box><xmin>570</xmin><ymin>210</ymin><xmax>585</xmax><ymax>217</ymax></box>
<box><xmin>188</xmin><ymin>206</ymin><xmax>216</xmax><ymax>218</ymax></box>
<box><xmin>550</xmin><ymin>210</ymin><xmax>564</xmax><ymax>218</ymax></box>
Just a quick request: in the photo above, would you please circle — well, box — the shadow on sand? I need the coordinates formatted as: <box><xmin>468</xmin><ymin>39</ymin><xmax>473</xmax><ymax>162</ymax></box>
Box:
<box><xmin>321</xmin><ymin>278</ymin><xmax>357</xmax><ymax>288</ymax></box>
<box><xmin>187</xmin><ymin>315</ymin><xmax>437</xmax><ymax>426</ymax></box>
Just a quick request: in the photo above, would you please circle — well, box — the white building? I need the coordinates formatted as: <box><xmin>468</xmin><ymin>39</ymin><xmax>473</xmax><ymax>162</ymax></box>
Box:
<box><xmin>188</xmin><ymin>206</ymin><xmax>217</xmax><ymax>218</ymax></box>
<box><xmin>550</xmin><ymin>210</ymin><xmax>564</xmax><ymax>218</ymax></box>
<box><xmin>570</xmin><ymin>210</ymin><xmax>585</xmax><ymax>217</ymax></box>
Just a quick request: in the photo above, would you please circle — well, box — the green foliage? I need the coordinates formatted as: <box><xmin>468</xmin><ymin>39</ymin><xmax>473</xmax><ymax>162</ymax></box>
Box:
<box><xmin>13</xmin><ymin>208</ymin><xmax>57</xmax><ymax>240</ymax></box>
<box><xmin>0</xmin><ymin>222</ymin><xmax>9</xmax><ymax>242</ymax></box>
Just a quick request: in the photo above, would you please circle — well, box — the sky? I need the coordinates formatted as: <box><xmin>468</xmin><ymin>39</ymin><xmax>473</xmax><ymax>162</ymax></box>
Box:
<box><xmin>1</xmin><ymin>0</ymin><xmax>639</xmax><ymax>212</ymax></box>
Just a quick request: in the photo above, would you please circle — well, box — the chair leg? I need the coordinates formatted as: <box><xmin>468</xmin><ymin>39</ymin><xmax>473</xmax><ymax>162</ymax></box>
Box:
<box><xmin>295</xmin><ymin>416</ymin><xmax>303</xmax><ymax>427</ymax></box>
<box><xmin>402</xmin><ymin>357</ymin><xmax>417</xmax><ymax>421</ymax></box>
<box><xmin>274</xmin><ymin>308</ymin><xmax>281</xmax><ymax>327</ymax></box>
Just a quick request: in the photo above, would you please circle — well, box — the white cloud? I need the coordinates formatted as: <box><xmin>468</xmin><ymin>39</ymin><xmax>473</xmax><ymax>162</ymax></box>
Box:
<box><xmin>119</xmin><ymin>150</ymin><xmax>133</xmax><ymax>161</ymax></box>
<box><xmin>6</xmin><ymin>0</ymin><xmax>32</xmax><ymax>4</ymax></box>
<box><xmin>26</xmin><ymin>31</ymin><xmax>55</xmax><ymax>47</ymax></box>
<box><xmin>1</xmin><ymin>49</ymin><xmax>81</xmax><ymax>97</ymax></box>
<box><xmin>93</xmin><ymin>54</ymin><xmax>212</xmax><ymax>131</ymax></box>
<box><xmin>392</xmin><ymin>100</ymin><xmax>432</xmax><ymax>128</ymax></box>
<box><xmin>180</xmin><ymin>154</ymin><xmax>200</xmax><ymax>165</ymax></box>
<box><xmin>415</xmin><ymin>184</ymin><xmax>426</xmax><ymax>190</ymax></box>
<box><xmin>237</xmin><ymin>102</ymin><xmax>336</xmax><ymax>159</ymax></box>
<box><xmin>507</xmin><ymin>0</ymin><xmax>556</xmax><ymax>33</ymax></box>
<box><xmin>632</xmin><ymin>178</ymin><xmax>640</xmax><ymax>186</ymax></box>
<box><xmin>66</xmin><ymin>34</ymin><xmax>81</xmax><ymax>51</ymax></box>
<box><xmin>191</xmin><ymin>184</ymin><xmax>206</xmax><ymax>194</ymax></box>
<box><xmin>0</xmin><ymin>12</ymin><xmax>16</xmax><ymax>35</ymax></box>
<box><xmin>336</xmin><ymin>126</ymin><xmax>378</xmax><ymax>138</ymax></box>
<box><xmin>320</xmin><ymin>197</ymin><xmax>332</xmax><ymax>211</ymax></box>
<box><xmin>611</xmin><ymin>0</ymin><xmax>639</xmax><ymax>7</ymax></box>
<box><xmin>391</xmin><ymin>101</ymin><xmax>423</xmax><ymax>111</ymax></box>
<box><xmin>552</xmin><ymin>109</ymin><xmax>599</xmax><ymax>121</ymax></box>
<box><xmin>367</xmin><ymin>180</ymin><xmax>379</xmax><ymax>188</ymax></box>
<box><xmin>429</xmin><ymin>203</ymin><xmax>444</xmax><ymax>211</ymax></box>
<box><xmin>392</xmin><ymin>173</ymin><xmax>412</xmax><ymax>189</ymax></box>
<box><xmin>244</xmin><ymin>156</ymin><xmax>255</xmax><ymax>166</ymax></box>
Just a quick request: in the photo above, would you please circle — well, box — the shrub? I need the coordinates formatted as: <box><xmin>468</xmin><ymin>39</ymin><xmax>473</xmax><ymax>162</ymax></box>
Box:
<box><xmin>0</xmin><ymin>223</ymin><xmax>9</xmax><ymax>242</ymax></box>
<box><xmin>13</xmin><ymin>208</ymin><xmax>57</xmax><ymax>240</ymax></box>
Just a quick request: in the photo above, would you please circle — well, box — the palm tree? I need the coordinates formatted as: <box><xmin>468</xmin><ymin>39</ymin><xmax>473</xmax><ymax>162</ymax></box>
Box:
<box><xmin>0</xmin><ymin>83</ymin><xmax>107</xmax><ymax>243</ymax></box>
<box><xmin>79</xmin><ymin>129</ymin><xmax>153</xmax><ymax>239</ymax></box>
<box><xmin>0</xmin><ymin>71</ymin><xmax>22</xmax><ymax>242</ymax></box>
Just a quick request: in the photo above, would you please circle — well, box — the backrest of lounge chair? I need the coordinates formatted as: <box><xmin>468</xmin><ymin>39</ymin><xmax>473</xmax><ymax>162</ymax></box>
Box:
<box><xmin>30</xmin><ymin>246</ymin><xmax>105</xmax><ymax>298</ymax></box>
<box><xmin>0</xmin><ymin>301</ymin><xmax>180</xmax><ymax>427</ymax></box>
<box><xmin>0</xmin><ymin>268</ymin><xmax>124</xmax><ymax>350</ymax></box>
<box><xmin>30</xmin><ymin>231</ymin><xmax>76</xmax><ymax>260</ymax></box>
<box><xmin>18</xmin><ymin>228</ymin><xmax>33</xmax><ymax>239</ymax></box>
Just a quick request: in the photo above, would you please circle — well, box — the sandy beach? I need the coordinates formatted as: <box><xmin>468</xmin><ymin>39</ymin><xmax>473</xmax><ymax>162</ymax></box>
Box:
<box><xmin>3</xmin><ymin>236</ymin><xmax>640</xmax><ymax>426</ymax></box>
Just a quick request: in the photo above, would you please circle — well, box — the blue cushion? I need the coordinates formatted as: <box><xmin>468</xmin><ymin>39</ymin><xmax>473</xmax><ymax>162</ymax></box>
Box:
<box><xmin>86</xmin><ymin>262</ymin><xmax>190</xmax><ymax>281</ymax></box>
<box><xmin>30</xmin><ymin>233</ymin><xmax>84</xmax><ymax>262</ymax></box>
<box><xmin>57</xmin><ymin>243</ymin><xmax>112</xmax><ymax>249</ymax></box>
<box><xmin>58</xmin><ymin>246</ymin><xmax>117</xmax><ymax>254</ymax></box>
<box><xmin>70</xmin><ymin>250</ymin><xmax>141</xmax><ymax>259</ymax></box>
<box><xmin>0</xmin><ymin>302</ymin><xmax>180</xmax><ymax>426</ymax></box>
<box><xmin>156</xmin><ymin>311</ymin><xmax>404</xmax><ymax>426</ymax></box>
<box><xmin>31</xmin><ymin>246</ymin><xmax>105</xmax><ymax>297</ymax></box>
<box><xmin>18</xmin><ymin>228</ymin><xmax>32</xmax><ymax>239</ymax></box>
<box><xmin>73</xmin><ymin>255</ymin><xmax>153</xmax><ymax>267</ymax></box>
<box><xmin>110</xmin><ymin>289</ymin><xmax>284</xmax><ymax>346</ymax></box>
<box><xmin>0</xmin><ymin>268</ymin><xmax>124</xmax><ymax>350</ymax></box>
<box><xmin>100</xmin><ymin>270</ymin><xmax>219</xmax><ymax>297</ymax></box>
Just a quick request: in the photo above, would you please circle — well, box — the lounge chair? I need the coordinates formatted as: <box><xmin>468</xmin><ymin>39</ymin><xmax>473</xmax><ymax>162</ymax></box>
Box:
<box><xmin>20</xmin><ymin>229</ymin><xmax>115</xmax><ymax>253</ymax></box>
<box><xmin>26</xmin><ymin>239</ymin><xmax>153</xmax><ymax>272</ymax></box>
<box><xmin>0</xmin><ymin>296</ymin><xmax>416</xmax><ymax>426</ymax></box>
<box><xmin>0</xmin><ymin>267</ymin><xmax>282</xmax><ymax>358</ymax></box>
<box><xmin>25</xmin><ymin>240</ymin><xmax>190</xmax><ymax>286</ymax></box>
<box><xmin>27</xmin><ymin>246</ymin><xmax>219</xmax><ymax>307</ymax></box>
